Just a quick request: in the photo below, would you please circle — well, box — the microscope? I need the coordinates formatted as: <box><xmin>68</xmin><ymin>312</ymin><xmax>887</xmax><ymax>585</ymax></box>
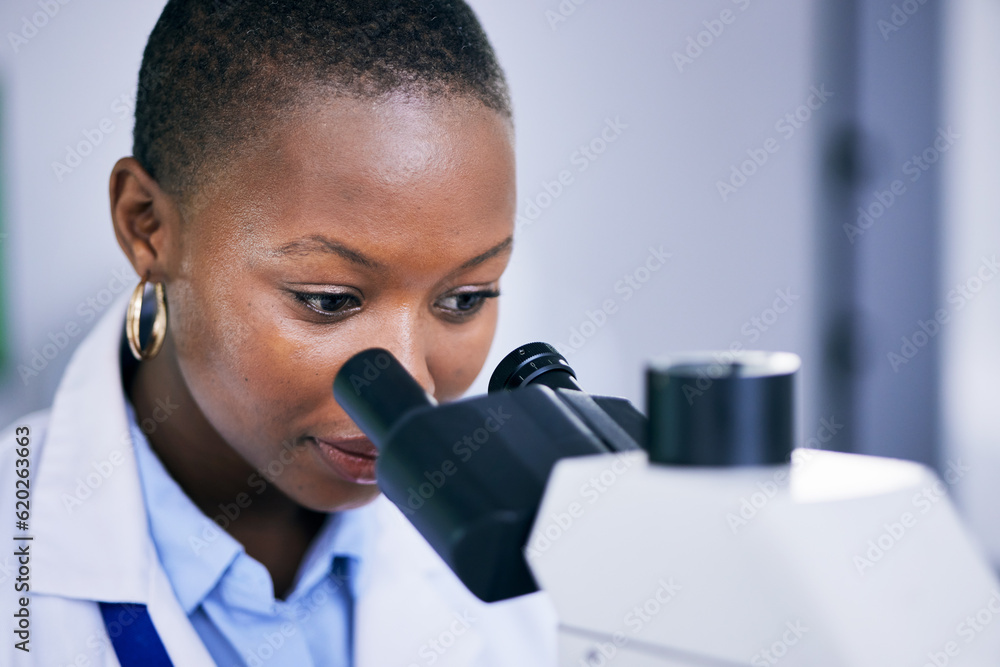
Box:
<box><xmin>334</xmin><ymin>343</ymin><xmax>1000</xmax><ymax>666</ymax></box>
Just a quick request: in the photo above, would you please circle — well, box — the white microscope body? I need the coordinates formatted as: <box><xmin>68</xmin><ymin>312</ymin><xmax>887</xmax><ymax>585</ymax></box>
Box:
<box><xmin>527</xmin><ymin>448</ymin><xmax>1000</xmax><ymax>666</ymax></box>
<box><xmin>335</xmin><ymin>345</ymin><xmax>1000</xmax><ymax>666</ymax></box>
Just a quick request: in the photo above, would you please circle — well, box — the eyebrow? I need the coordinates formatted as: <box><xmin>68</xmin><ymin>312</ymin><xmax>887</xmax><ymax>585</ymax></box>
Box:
<box><xmin>456</xmin><ymin>235</ymin><xmax>513</xmax><ymax>271</ymax></box>
<box><xmin>271</xmin><ymin>234</ymin><xmax>514</xmax><ymax>273</ymax></box>
<box><xmin>272</xmin><ymin>235</ymin><xmax>382</xmax><ymax>269</ymax></box>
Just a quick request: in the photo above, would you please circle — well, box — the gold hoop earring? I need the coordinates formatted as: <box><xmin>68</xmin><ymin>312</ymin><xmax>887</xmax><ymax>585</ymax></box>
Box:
<box><xmin>126</xmin><ymin>275</ymin><xmax>167</xmax><ymax>361</ymax></box>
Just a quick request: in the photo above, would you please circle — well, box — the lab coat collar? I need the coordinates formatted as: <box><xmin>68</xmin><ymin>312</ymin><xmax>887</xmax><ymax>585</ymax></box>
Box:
<box><xmin>33</xmin><ymin>289</ymin><xmax>156</xmax><ymax>603</ymax></box>
<box><xmin>356</xmin><ymin>496</ymin><xmax>488</xmax><ymax>666</ymax></box>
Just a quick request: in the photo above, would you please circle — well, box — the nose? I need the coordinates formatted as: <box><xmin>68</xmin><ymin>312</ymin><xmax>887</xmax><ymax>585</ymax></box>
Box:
<box><xmin>389</xmin><ymin>347</ymin><xmax>436</xmax><ymax>400</ymax></box>
<box><xmin>375</xmin><ymin>316</ymin><xmax>437</xmax><ymax>400</ymax></box>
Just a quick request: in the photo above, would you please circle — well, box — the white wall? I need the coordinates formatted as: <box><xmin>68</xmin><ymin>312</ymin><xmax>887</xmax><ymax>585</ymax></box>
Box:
<box><xmin>942</xmin><ymin>0</ymin><xmax>1000</xmax><ymax>567</ymax></box>
<box><xmin>0</xmin><ymin>1</ymin><xmax>823</xmax><ymax>453</ymax></box>
<box><xmin>0</xmin><ymin>0</ymin><xmax>165</xmax><ymax>422</ymax></box>
<box><xmin>468</xmin><ymin>0</ymin><xmax>822</xmax><ymax>446</ymax></box>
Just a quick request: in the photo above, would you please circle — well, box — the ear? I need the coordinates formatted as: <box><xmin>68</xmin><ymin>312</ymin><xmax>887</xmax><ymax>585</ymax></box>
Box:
<box><xmin>109</xmin><ymin>157</ymin><xmax>183</xmax><ymax>282</ymax></box>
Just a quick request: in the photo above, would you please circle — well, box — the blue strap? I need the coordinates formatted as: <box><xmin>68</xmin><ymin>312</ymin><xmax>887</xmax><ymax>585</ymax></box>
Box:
<box><xmin>99</xmin><ymin>602</ymin><xmax>175</xmax><ymax>667</ymax></box>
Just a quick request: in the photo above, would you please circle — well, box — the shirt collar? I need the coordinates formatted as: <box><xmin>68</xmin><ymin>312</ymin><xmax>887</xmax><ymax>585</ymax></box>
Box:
<box><xmin>128</xmin><ymin>400</ymin><xmax>243</xmax><ymax>614</ymax></box>
<box><xmin>290</xmin><ymin>505</ymin><xmax>371</xmax><ymax>602</ymax></box>
<box><xmin>126</xmin><ymin>400</ymin><xmax>376</xmax><ymax>614</ymax></box>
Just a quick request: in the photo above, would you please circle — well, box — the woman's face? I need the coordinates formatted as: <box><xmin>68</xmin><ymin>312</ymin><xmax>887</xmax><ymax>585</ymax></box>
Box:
<box><xmin>159</xmin><ymin>96</ymin><xmax>515</xmax><ymax>511</ymax></box>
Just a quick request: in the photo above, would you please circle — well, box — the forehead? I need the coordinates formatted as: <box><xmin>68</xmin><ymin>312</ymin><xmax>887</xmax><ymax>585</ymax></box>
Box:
<box><xmin>193</xmin><ymin>94</ymin><xmax>516</xmax><ymax>261</ymax></box>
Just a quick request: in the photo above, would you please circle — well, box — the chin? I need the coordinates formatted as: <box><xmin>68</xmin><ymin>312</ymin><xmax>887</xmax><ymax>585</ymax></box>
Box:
<box><xmin>298</xmin><ymin>483</ymin><xmax>383</xmax><ymax>513</ymax></box>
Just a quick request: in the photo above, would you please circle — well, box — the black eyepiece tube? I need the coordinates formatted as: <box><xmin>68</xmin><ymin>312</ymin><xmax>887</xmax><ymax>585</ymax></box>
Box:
<box><xmin>333</xmin><ymin>348</ymin><xmax>437</xmax><ymax>450</ymax></box>
<box><xmin>488</xmin><ymin>342</ymin><xmax>582</xmax><ymax>393</ymax></box>
<box><xmin>332</xmin><ymin>342</ymin><xmax>644</xmax><ymax>602</ymax></box>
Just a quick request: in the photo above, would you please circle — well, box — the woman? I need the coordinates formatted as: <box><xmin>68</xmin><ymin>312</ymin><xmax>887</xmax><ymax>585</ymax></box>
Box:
<box><xmin>1</xmin><ymin>1</ymin><xmax>557</xmax><ymax>665</ymax></box>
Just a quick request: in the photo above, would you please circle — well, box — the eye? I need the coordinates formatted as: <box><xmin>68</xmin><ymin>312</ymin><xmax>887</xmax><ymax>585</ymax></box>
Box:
<box><xmin>293</xmin><ymin>291</ymin><xmax>361</xmax><ymax>317</ymax></box>
<box><xmin>435</xmin><ymin>289</ymin><xmax>501</xmax><ymax>321</ymax></box>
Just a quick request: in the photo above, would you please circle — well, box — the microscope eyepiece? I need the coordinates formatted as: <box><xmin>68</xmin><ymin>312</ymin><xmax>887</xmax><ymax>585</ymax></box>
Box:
<box><xmin>333</xmin><ymin>347</ymin><xmax>437</xmax><ymax>451</ymax></box>
<box><xmin>488</xmin><ymin>342</ymin><xmax>582</xmax><ymax>393</ymax></box>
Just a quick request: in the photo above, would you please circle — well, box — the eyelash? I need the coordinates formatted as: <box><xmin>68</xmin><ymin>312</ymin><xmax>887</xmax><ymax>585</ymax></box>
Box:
<box><xmin>437</xmin><ymin>289</ymin><xmax>501</xmax><ymax>321</ymax></box>
<box><xmin>292</xmin><ymin>289</ymin><xmax>501</xmax><ymax>322</ymax></box>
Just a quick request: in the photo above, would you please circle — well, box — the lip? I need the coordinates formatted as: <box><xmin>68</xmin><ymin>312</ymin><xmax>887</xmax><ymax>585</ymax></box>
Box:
<box><xmin>313</xmin><ymin>436</ymin><xmax>379</xmax><ymax>485</ymax></box>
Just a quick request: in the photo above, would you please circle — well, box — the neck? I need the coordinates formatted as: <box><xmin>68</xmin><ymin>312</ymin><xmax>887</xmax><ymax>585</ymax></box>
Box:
<box><xmin>127</xmin><ymin>335</ymin><xmax>324</xmax><ymax>597</ymax></box>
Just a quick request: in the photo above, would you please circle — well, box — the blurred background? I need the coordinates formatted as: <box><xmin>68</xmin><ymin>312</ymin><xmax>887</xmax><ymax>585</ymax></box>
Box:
<box><xmin>0</xmin><ymin>0</ymin><xmax>996</xmax><ymax>567</ymax></box>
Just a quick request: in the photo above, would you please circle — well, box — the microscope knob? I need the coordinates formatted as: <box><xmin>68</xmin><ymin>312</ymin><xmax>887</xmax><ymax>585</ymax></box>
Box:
<box><xmin>489</xmin><ymin>342</ymin><xmax>581</xmax><ymax>393</ymax></box>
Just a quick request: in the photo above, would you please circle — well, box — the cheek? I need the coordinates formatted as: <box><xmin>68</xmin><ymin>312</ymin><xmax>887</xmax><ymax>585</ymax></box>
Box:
<box><xmin>167</xmin><ymin>274</ymin><xmax>336</xmax><ymax>460</ymax></box>
<box><xmin>431</xmin><ymin>305</ymin><xmax>499</xmax><ymax>401</ymax></box>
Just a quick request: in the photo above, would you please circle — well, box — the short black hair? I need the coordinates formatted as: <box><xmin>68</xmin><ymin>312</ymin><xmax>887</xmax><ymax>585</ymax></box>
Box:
<box><xmin>133</xmin><ymin>0</ymin><xmax>512</xmax><ymax>206</ymax></box>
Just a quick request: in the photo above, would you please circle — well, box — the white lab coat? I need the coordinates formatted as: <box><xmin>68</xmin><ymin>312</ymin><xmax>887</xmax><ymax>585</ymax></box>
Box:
<box><xmin>0</xmin><ymin>291</ymin><xmax>558</xmax><ymax>667</ymax></box>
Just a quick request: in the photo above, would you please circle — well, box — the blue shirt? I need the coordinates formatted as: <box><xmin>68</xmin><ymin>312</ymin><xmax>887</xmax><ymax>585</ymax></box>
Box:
<box><xmin>127</xmin><ymin>402</ymin><xmax>375</xmax><ymax>667</ymax></box>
